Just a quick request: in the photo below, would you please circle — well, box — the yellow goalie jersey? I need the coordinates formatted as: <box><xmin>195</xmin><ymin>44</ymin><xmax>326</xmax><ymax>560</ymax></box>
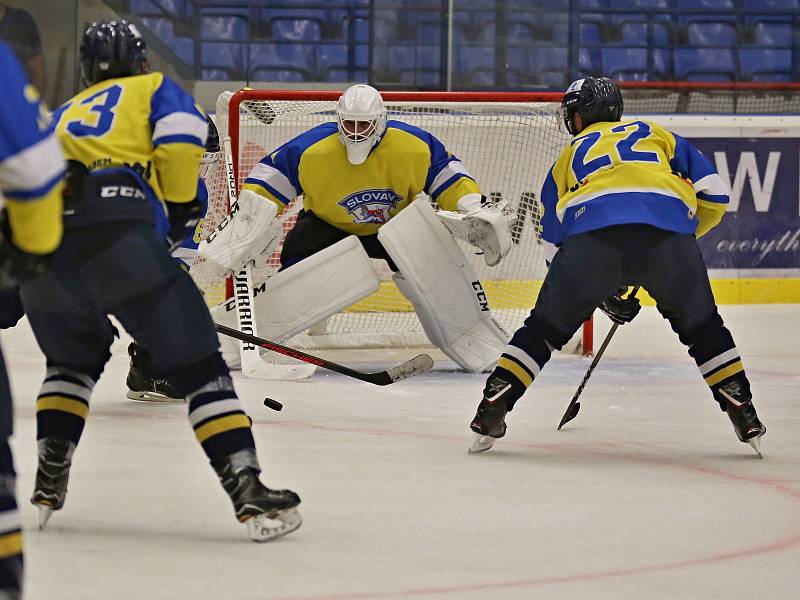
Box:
<box><xmin>241</xmin><ymin>121</ymin><xmax>481</xmax><ymax>236</ymax></box>
<box><xmin>52</xmin><ymin>72</ymin><xmax>207</xmax><ymax>235</ymax></box>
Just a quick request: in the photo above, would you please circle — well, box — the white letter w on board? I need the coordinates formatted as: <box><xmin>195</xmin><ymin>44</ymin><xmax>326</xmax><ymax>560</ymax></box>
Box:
<box><xmin>714</xmin><ymin>151</ymin><xmax>780</xmax><ymax>212</ymax></box>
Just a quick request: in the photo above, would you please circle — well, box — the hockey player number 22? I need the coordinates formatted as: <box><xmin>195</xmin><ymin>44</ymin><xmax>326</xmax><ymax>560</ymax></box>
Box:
<box><xmin>570</xmin><ymin>120</ymin><xmax>660</xmax><ymax>181</ymax></box>
<box><xmin>65</xmin><ymin>84</ymin><xmax>122</xmax><ymax>138</ymax></box>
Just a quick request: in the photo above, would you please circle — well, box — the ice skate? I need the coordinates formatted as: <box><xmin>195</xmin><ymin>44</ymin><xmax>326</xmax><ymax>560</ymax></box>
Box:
<box><xmin>468</xmin><ymin>382</ymin><xmax>511</xmax><ymax>454</ymax></box>
<box><xmin>126</xmin><ymin>343</ymin><xmax>183</xmax><ymax>402</ymax></box>
<box><xmin>212</xmin><ymin>455</ymin><xmax>302</xmax><ymax>542</ymax></box>
<box><xmin>720</xmin><ymin>384</ymin><xmax>766</xmax><ymax>458</ymax></box>
<box><xmin>30</xmin><ymin>437</ymin><xmax>75</xmax><ymax>529</ymax></box>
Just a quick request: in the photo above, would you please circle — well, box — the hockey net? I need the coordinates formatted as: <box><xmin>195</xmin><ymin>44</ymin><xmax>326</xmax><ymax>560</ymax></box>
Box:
<box><xmin>191</xmin><ymin>90</ymin><xmax>593</xmax><ymax>354</ymax></box>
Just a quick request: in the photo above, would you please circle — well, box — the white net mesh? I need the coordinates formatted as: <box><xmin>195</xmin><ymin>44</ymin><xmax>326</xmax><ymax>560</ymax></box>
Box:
<box><xmin>192</xmin><ymin>90</ymin><xmax>575</xmax><ymax>351</ymax></box>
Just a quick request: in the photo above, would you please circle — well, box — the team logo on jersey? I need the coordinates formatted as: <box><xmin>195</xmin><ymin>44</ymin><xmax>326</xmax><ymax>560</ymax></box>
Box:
<box><xmin>339</xmin><ymin>189</ymin><xmax>402</xmax><ymax>224</ymax></box>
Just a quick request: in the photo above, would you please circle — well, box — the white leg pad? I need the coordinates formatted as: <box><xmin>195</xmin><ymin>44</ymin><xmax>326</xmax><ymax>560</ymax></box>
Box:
<box><xmin>212</xmin><ymin>235</ymin><xmax>380</xmax><ymax>344</ymax></box>
<box><xmin>378</xmin><ymin>200</ymin><xmax>509</xmax><ymax>373</ymax></box>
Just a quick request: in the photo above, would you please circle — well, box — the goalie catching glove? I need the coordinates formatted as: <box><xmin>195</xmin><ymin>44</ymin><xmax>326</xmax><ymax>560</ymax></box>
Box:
<box><xmin>599</xmin><ymin>287</ymin><xmax>641</xmax><ymax>325</ymax></box>
<box><xmin>197</xmin><ymin>189</ymin><xmax>283</xmax><ymax>279</ymax></box>
<box><xmin>436</xmin><ymin>193</ymin><xmax>514</xmax><ymax>266</ymax></box>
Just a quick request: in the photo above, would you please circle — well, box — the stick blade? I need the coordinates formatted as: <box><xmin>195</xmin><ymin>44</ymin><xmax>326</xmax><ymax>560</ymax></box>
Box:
<box><xmin>557</xmin><ymin>402</ymin><xmax>580</xmax><ymax>430</ymax></box>
<box><xmin>381</xmin><ymin>353</ymin><xmax>434</xmax><ymax>385</ymax></box>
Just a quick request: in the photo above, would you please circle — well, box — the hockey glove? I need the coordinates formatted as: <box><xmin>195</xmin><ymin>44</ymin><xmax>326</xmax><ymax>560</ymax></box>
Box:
<box><xmin>437</xmin><ymin>194</ymin><xmax>515</xmax><ymax>267</ymax></box>
<box><xmin>599</xmin><ymin>288</ymin><xmax>641</xmax><ymax>325</ymax></box>
<box><xmin>165</xmin><ymin>198</ymin><xmax>205</xmax><ymax>253</ymax></box>
<box><xmin>0</xmin><ymin>210</ymin><xmax>53</xmax><ymax>289</ymax></box>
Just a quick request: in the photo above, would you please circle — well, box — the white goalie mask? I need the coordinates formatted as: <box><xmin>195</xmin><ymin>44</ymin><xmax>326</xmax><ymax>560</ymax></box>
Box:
<box><xmin>336</xmin><ymin>84</ymin><xmax>388</xmax><ymax>165</ymax></box>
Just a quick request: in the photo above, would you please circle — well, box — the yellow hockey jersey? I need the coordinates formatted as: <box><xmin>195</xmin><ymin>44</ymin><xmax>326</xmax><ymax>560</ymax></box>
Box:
<box><xmin>52</xmin><ymin>72</ymin><xmax>207</xmax><ymax>233</ymax></box>
<box><xmin>541</xmin><ymin>119</ymin><xmax>730</xmax><ymax>246</ymax></box>
<box><xmin>0</xmin><ymin>41</ymin><xmax>63</xmax><ymax>254</ymax></box>
<box><xmin>241</xmin><ymin>121</ymin><xmax>480</xmax><ymax>236</ymax></box>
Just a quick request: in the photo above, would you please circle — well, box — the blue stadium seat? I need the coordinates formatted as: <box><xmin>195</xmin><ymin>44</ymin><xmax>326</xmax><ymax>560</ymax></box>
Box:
<box><xmin>578</xmin><ymin>47</ymin><xmax>602</xmax><ymax>77</ymax></box>
<box><xmin>248</xmin><ymin>44</ymin><xmax>314</xmax><ymax>81</ymax></box>
<box><xmin>580</xmin><ymin>22</ymin><xmax>603</xmax><ymax>45</ymax></box>
<box><xmin>271</xmin><ymin>18</ymin><xmax>323</xmax><ymax>42</ymax></box>
<box><xmin>315</xmin><ymin>43</ymin><xmax>369</xmax><ymax>82</ymax></box>
<box><xmin>740</xmin><ymin>49</ymin><xmax>793</xmax><ymax>81</ymax></box>
<box><xmin>530</xmin><ymin>47</ymin><xmax>568</xmax><ymax>87</ymax></box>
<box><xmin>200</xmin><ymin>16</ymin><xmax>247</xmax><ymax>41</ymax></box>
<box><xmin>612</xmin><ymin>0</ymin><xmax>669</xmax><ymax>7</ymax></box>
<box><xmin>675</xmin><ymin>0</ymin><xmax>734</xmax><ymax>7</ymax></box>
<box><xmin>130</xmin><ymin>0</ymin><xmax>161</xmax><ymax>17</ymax></box>
<box><xmin>506</xmin><ymin>46</ymin><xmax>530</xmax><ymax>76</ymax></box>
<box><xmin>156</xmin><ymin>0</ymin><xmax>188</xmax><ymax>18</ymax></box>
<box><xmin>141</xmin><ymin>17</ymin><xmax>174</xmax><ymax>44</ymax></box>
<box><xmin>751</xmin><ymin>22</ymin><xmax>793</xmax><ymax>46</ymax></box>
<box><xmin>742</xmin><ymin>0</ymin><xmax>799</xmax><ymax>8</ymax></box>
<box><xmin>687</xmin><ymin>21</ymin><xmax>737</xmax><ymax>46</ymax></box>
<box><xmin>674</xmin><ymin>48</ymin><xmax>735</xmax><ymax>81</ymax></box>
<box><xmin>201</xmin><ymin>69</ymin><xmax>231</xmax><ymax>81</ymax></box>
<box><xmin>617</xmin><ymin>21</ymin><xmax>671</xmax><ymax>46</ymax></box>
<box><xmin>454</xmin><ymin>46</ymin><xmax>496</xmax><ymax>86</ymax></box>
<box><xmin>171</xmin><ymin>37</ymin><xmax>193</xmax><ymax>66</ymax></box>
<box><xmin>602</xmin><ymin>47</ymin><xmax>647</xmax><ymax>79</ymax></box>
<box><xmin>201</xmin><ymin>43</ymin><xmax>244</xmax><ymax>78</ymax></box>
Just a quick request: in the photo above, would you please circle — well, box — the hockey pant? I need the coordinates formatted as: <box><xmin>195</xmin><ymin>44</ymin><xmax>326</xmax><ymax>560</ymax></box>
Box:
<box><xmin>486</xmin><ymin>224</ymin><xmax>752</xmax><ymax>411</ymax></box>
<box><xmin>20</xmin><ymin>222</ymin><xmax>259</xmax><ymax>469</ymax></box>
<box><xmin>0</xmin><ymin>351</ymin><xmax>21</xmax><ymax>596</ymax></box>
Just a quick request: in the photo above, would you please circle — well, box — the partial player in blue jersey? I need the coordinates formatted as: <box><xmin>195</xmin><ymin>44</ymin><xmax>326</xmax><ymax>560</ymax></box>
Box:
<box><xmin>126</xmin><ymin>114</ymin><xmax>220</xmax><ymax>402</ymax></box>
<box><xmin>468</xmin><ymin>77</ymin><xmax>766</xmax><ymax>457</ymax></box>
<box><xmin>19</xmin><ymin>21</ymin><xmax>300</xmax><ymax>542</ymax></box>
<box><xmin>0</xmin><ymin>38</ymin><xmax>66</xmax><ymax>597</ymax></box>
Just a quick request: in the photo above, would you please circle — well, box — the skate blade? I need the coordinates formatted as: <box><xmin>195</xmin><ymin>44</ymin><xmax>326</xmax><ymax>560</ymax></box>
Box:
<box><xmin>748</xmin><ymin>436</ymin><xmax>764</xmax><ymax>459</ymax></box>
<box><xmin>468</xmin><ymin>433</ymin><xmax>496</xmax><ymax>454</ymax></box>
<box><xmin>126</xmin><ymin>390</ymin><xmax>184</xmax><ymax>403</ymax></box>
<box><xmin>37</xmin><ymin>506</ymin><xmax>54</xmax><ymax>530</ymax></box>
<box><xmin>245</xmin><ymin>508</ymin><xmax>302</xmax><ymax>542</ymax></box>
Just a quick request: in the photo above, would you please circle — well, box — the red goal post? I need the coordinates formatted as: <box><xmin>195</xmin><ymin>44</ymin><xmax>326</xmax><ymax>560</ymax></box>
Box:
<box><xmin>196</xmin><ymin>89</ymin><xmax>593</xmax><ymax>355</ymax></box>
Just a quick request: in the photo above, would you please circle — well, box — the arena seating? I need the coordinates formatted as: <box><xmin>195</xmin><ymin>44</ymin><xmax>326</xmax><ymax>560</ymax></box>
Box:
<box><xmin>125</xmin><ymin>0</ymin><xmax>799</xmax><ymax>88</ymax></box>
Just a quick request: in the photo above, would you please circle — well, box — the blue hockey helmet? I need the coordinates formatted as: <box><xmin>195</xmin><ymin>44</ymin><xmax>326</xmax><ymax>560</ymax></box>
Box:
<box><xmin>79</xmin><ymin>20</ymin><xmax>148</xmax><ymax>86</ymax></box>
<box><xmin>560</xmin><ymin>77</ymin><xmax>623</xmax><ymax>135</ymax></box>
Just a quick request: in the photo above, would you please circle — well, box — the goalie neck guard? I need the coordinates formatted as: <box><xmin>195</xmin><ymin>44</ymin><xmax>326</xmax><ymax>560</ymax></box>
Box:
<box><xmin>560</xmin><ymin>77</ymin><xmax>623</xmax><ymax>136</ymax></box>
<box><xmin>336</xmin><ymin>84</ymin><xmax>388</xmax><ymax>165</ymax></box>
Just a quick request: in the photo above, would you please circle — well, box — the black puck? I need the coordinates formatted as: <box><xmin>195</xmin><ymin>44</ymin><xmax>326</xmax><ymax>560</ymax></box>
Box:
<box><xmin>263</xmin><ymin>397</ymin><xmax>283</xmax><ymax>411</ymax></box>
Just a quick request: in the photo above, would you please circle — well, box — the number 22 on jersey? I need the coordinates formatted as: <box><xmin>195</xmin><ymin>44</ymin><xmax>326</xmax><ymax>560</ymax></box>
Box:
<box><xmin>570</xmin><ymin>120</ymin><xmax>661</xmax><ymax>181</ymax></box>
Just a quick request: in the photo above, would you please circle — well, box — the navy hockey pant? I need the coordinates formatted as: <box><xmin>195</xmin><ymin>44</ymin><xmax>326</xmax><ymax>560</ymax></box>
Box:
<box><xmin>20</xmin><ymin>222</ymin><xmax>256</xmax><ymax>459</ymax></box>
<box><xmin>0</xmin><ymin>350</ymin><xmax>21</xmax><ymax>595</ymax></box>
<box><xmin>489</xmin><ymin>224</ymin><xmax>751</xmax><ymax>410</ymax></box>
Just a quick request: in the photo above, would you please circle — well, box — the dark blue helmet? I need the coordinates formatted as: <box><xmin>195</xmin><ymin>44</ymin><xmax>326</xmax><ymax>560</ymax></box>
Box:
<box><xmin>79</xmin><ymin>20</ymin><xmax>148</xmax><ymax>86</ymax></box>
<box><xmin>200</xmin><ymin>115</ymin><xmax>220</xmax><ymax>179</ymax></box>
<box><xmin>560</xmin><ymin>77</ymin><xmax>623</xmax><ymax>135</ymax></box>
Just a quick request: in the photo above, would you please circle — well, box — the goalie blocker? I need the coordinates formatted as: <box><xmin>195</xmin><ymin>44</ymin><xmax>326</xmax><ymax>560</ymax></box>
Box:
<box><xmin>214</xmin><ymin>200</ymin><xmax>508</xmax><ymax>373</ymax></box>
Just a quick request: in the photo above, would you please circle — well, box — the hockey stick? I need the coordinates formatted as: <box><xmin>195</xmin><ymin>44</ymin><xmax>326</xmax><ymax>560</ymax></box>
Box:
<box><xmin>220</xmin><ymin>135</ymin><xmax>315</xmax><ymax>381</ymax></box>
<box><xmin>557</xmin><ymin>286</ymin><xmax>641</xmax><ymax>430</ymax></box>
<box><xmin>215</xmin><ymin>323</ymin><xmax>435</xmax><ymax>385</ymax></box>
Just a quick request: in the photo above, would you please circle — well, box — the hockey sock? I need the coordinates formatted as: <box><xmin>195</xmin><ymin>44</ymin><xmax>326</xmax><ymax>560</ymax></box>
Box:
<box><xmin>35</xmin><ymin>366</ymin><xmax>95</xmax><ymax>445</ymax></box>
<box><xmin>175</xmin><ymin>353</ymin><xmax>258</xmax><ymax>464</ymax></box>
<box><xmin>680</xmin><ymin>311</ymin><xmax>751</xmax><ymax>410</ymax></box>
<box><xmin>0</xmin><ymin>442</ymin><xmax>21</xmax><ymax>595</ymax></box>
<box><xmin>488</xmin><ymin>312</ymin><xmax>555</xmax><ymax>410</ymax></box>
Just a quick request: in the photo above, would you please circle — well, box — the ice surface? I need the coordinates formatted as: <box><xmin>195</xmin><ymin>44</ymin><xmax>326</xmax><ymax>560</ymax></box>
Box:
<box><xmin>3</xmin><ymin>305</ymin><xmax>800</xmax><ymax>599</ymax></box>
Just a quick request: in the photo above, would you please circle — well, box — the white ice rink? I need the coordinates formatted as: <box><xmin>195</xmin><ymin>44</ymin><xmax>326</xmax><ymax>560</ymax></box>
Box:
<box><xmin>2</xmin><ymin>304</ymin><xmax>799</xmax><ymax>600</ymax></box>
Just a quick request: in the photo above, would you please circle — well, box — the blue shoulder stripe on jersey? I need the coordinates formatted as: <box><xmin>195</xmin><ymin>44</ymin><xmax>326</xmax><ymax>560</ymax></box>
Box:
<box><xmin>153</xmin><ymin>133</ymin><xmax>204</xmax><ymax>147</ymax></box>
<box><xmin>4</xmin><ymin>169</ymin><xmax>64</xmax><ymax>201</ymax></box>
<box><xmin>149</xmin><ymin>75</ymin><xmax>205</xmax><ymax>129</ymax></box>
<box><xmin>540</xmin><ymin>167</ymin><xmax>565</xmax><ymax>245</ymax></box>
<box><xmin>669</xmin><ymin>133</ymin><xmax>716</xmax><ymax>182</ymax></box>
<box><xmin>0</xmin><ymin>40</ymin><xmax>51</xmax><ymax>164</ymax></box>
<box><xmin>268</xmin><ymin>122</ymin><xmax>338</xmax><ymax>192</ymax></box>
<box><xmin>387</xmin><ymin>120</ymin><xmax>435</xmax><ymax>145</ymax></box>
<box><xmin>243</xmin><ymin>177</ymin><xmax>291</xmax><ymax>205</ymax></box>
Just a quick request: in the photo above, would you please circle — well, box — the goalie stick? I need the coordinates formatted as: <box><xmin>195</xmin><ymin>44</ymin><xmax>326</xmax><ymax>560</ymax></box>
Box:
<box><xmin>558</xmin><ymin>286</ymin><xmax>641</xmax><ymax>430</ymax></box>
<box><xmin>220</xmin><ymin>134</ymin><xmax>315</xmax><ymax>381</ymax></box>
<box><xmin>215</xmin><ymin>323</ymin><xmax>435</xmax><ymax>386</ymax></box>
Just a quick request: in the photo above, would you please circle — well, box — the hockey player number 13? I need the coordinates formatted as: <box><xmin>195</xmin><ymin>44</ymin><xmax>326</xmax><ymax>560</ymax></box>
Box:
<box><xmin>65</xmin><ymin>84</ymin><xmax>122</xmax><ymax>138</ymax></box>
<box><xmin>570</xmin><ymin>120</ymin><xmax>660</xmax><ymax>181</ymax></box>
